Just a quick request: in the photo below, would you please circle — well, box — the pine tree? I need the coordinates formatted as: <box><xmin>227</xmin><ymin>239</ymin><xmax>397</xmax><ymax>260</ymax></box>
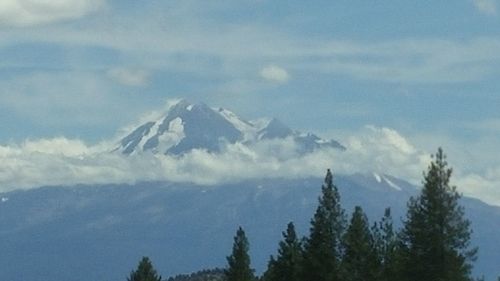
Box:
<box><xmin>261</xmin><ymin>256</ymin><xmax>277</xmax><ymax>281</ymax></box>
<box><xmin>225</xmin><ymin>227</ymin><xmax>255</xmax><ymax>281</ymax></box>
<box><xmin>341</xmin><ymin>206</ymin><xmax>380</xmax><ymax>281</ymax></box>
<box><xmin>302</xmin><ymin>169</ymin><xmax>346</xmax><ymax>281</ymax></box>
<box><xmin>127</xmin><ymin>256</ymin><xmax>162</xmax><ymax>281</ymax></box>
<box><xmin>399</xmin><ymin>148</ymin><xmax>477</xmax><ymax>281</ymax></box>
<box><xmin>372</xmin><ymin>208</ymin><xmax>399</xmax><ymax>281</ymax></box>
<box><xmin>263</xmin><ymin>222</ymin><xmax>303</xmax><ymax>281</ymax></box>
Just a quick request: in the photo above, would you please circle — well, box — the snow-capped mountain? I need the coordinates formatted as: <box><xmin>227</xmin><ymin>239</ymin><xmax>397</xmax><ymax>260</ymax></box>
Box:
<box><xmin>117</xmin><ymin>100</ymin><xmax>345</xmax><ymax>155</ymax></box>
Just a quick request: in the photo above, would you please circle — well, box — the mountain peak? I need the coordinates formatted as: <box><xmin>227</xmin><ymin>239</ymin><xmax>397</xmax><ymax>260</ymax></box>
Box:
<box><xmin>116</xmin><ymin>100</ymin><xmax>344</xmax><ymax>155</ymax></box>
<box><xmin>258</xmin><ymin>118</ymin><xmax>293</xmax><ymax>140</ymax></box>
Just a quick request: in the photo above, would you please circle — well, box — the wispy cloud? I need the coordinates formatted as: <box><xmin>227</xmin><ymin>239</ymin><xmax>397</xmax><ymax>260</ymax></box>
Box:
<box><xmin>472</xmin><ymin>0</ymin><xmax>497</xmax><ymax>15</ymax></box>
<box><xmin>0</xmin><ymin>0</ymin><xmax>106</xmax><ymax>27</ymax></box>
<box><xmin>9</xmin><ymin>22</ymin><xmax>500</xmax><ymax>85</ymax></box>
<box><xmin>304</xmin><ymin>38</ymin><xmax>500</xmax><ymax>83</ymax></box>
<box><xmin>259</xmin><ymin>65</ymin><xmax>289</xmax><ymax>84</ymax></box>
<box><xmin>1</xmin><ymin>1</ymin><xmax>499</xmax><ymax>86</ymax></box>
<box><xmin>107</xmin><ymin>67</ymin><xmax>150</xmax><ymax>87</ymax></box>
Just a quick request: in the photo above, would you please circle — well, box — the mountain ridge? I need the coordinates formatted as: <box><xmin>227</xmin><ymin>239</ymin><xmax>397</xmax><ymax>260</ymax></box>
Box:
<box><xmin>0</xmin><ymin>174</ymin><xmax>498</xmax><ymax>281</ymax></box>
<box><xmin>116</xmin><ymin>100</ymin><xmax>345</xmax><ymax>155</ymax></box>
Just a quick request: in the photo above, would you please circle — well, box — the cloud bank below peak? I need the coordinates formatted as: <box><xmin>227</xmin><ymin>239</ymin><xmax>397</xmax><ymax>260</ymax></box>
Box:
<box><xmin>0</xmin><ymin>127</ymin><xmax>410</xmax><ymax>189</ymax></box>
<box><xmin>1</xmin><ymin>125</ymin><xmax>498</xmax><ymax>206</ymax></box>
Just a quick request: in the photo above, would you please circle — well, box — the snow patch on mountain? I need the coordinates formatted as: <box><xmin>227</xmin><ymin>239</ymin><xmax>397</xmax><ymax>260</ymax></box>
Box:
<box><xmin>217</xmin><ymin>107</ymin><xmax>258</xmax><ymax>142</ymax></box>
<box><xmin>115</xmin><ymin>99</ymin><xmax>344</xmax><ymax>156</ymax></box>
<box><xmin>250</xmin><ymin>118</ymin><xmax>272</xmax><ymax>131</ymax></box>
<box><xmin>169</xmin><ymin>117</ymin><xmax>184</xmax><ymax>134</ymax></box>
<box><xmin>384</xmin><ymin>177</ymin><xmax>402</xmax><ymax>191</ymax></box>
<box><xmin>155</xmin><ymin>117</ymin><xmax>185</xmax><ymax>154</ymax></box>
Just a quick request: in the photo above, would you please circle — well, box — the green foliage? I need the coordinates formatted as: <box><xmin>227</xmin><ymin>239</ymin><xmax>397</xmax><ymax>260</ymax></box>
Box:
<box><xmin>372</xmin><ymin>208</ymin><xmax>400</xmax><ymax>281</ymax></box>
<box><xmin>263</xmin><ymin>222</ymin><xmax>302</xmax><ymax>281</ymax></box>
<box><xmin>261</xmin><ymin>256</ymin><xmax>276</xmax><ymax>281</ymax></box>
<box><xmin>341</xmin><ymin>206</ymin><xmax>380</xmax><ymax>281</ymax></box>
<box><xmin>127</xmin><ymin>256</ymin><xmax>162</xmax><ymax>281</ymax></box>
<box><xmin>225</xmin><ymin>227</ymin><xmax>255</xmax><ymax>281</ymax></box>
<box><xmin>399</xmin><ymin>148</ymin><xmax>477</xmax><ymax>281</ymax></box>
<box><xmin>302</xmin><ymin>169</ymin><xmax>346</xmax><ymax>281</ymax></box>
<box><xmin>167</xmin><ymin>268</ymin><xmax>226</xmax><ymax>281</ymax></box>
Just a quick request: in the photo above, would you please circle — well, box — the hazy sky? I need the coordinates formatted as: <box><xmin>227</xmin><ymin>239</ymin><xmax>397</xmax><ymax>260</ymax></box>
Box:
<box><xmin>0</xmin><ymin>0</ymin><xmax>499</xmax><ymax>204</ymax></box>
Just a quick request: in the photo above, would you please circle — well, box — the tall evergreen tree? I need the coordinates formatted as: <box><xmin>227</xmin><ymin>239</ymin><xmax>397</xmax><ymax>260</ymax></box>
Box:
<box><xmin>262</xmin><ymin>256</ymin><xmax>277</xmax><ymax>281</ymax></box>
<box><xmin>302</xmin><ymin>169</ymin><xmax>346</xmax><ymax>281</ymax></box>
<box><xmin>399</xmin><ymin>148</ymin><xmax>477</xmax><ymax>281</ymax></box>
<box><xmin>372</xmin><ymin>208</ymin><xmax>399</xmax><ymax>281</ymax></box>
<box><xmin>263</xmin><ymin>222</ymin><xmax>303</xmax><ymax>281</ymax></box>
<box><xmin>341</xmin><ymin>206</ymin><xmax>380</xmax><ymax>281</ymax></box>
<box><xmin>127</xmin><ymin>256</ymin><xmax>162</xmax><ymax>281</ymax></box>
<box><xmin>225</xmin><ymin>227</ymin><xmax>255</xmax><ymax>281</ymax></box>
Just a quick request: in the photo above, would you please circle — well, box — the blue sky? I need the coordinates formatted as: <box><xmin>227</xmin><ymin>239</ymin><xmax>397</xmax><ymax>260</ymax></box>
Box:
<box><xmin>1</xmin><ymin>0</ymin><xmax>500</xmax><ymax>204</ymax></box>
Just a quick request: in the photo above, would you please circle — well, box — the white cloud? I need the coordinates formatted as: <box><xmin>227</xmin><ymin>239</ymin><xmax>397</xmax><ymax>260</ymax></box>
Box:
<box><xmin>0</xmin><ymin>0</ymin><xmax>106</xmax><ymax>27</ymax></box>
<box><xmin>259</xmin><ymin>65</ymin><xmax>290</xmax><ymax>83</ymax></box>
<box><xmin>106</xmin><ymin>67</ymin><xmax>150</xmax><ymax>87</ymax></box>
<box><xmin>457</xmin><ymin>171</ymin><xmax>500</xmax><ymax>206</ymax></box>
<box><xmin>0</xmin><ymin>124</ymin><xmax>498</xmax><ymax>207</ymax></box>
<box><xmin>0</xmin><ymin>126</ymin><xmax>429</xmax><ymax>194</ymax></box>
<box><xmin>408</xmin><ymin>130</ymin><xmax>500</xmax><ymax>206</ymax></box>
<box><xmin>22</xmin><ymin>138</ymin><xmax>91</xmax><ymax>156</ymax></box>
<box><xmin>302</xmin><ymin>128</ymin><xmax>500</xmax><ymax>207</ymax></box>
<box><xmin>0</xmin><ymin>139</ymin><xmax>156</xmax><ymax>190</ymax></box>
<box><xmin>472</xmin><ymin>0</ymin><xmax>497</xmax><ymax>15</ymax></box>
<box><xmin>336</xmin><ymin>126</ymin><xmax>429</xmax><ymax>182</ymax></box>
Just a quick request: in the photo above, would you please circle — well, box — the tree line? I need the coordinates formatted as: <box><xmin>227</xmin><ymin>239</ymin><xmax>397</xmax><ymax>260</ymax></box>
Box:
<box><xmin>128</xmin><ymin>148</ymin><xmax>479</xmax><ymax>281</ymax></box>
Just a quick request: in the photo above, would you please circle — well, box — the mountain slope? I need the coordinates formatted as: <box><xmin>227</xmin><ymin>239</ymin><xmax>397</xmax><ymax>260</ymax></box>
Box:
<box><xmin>116</xmin><ymin>100</ymin><xmax>345</xmax><ymax>155</ymax></box>
<box><xmin>0</xmin><ymin>175</ymin><xmax>497</xmax><ymax>281</ymax></box>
